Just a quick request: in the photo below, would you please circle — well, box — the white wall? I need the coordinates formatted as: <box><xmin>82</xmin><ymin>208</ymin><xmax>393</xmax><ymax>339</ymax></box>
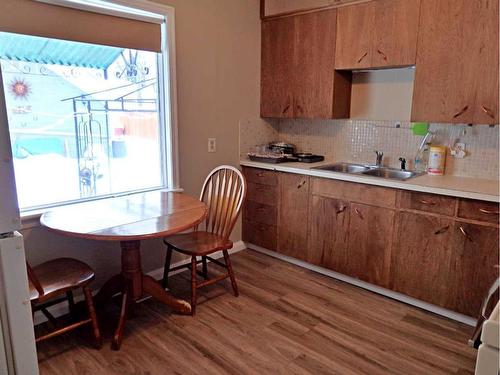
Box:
<box><xmin>21</xmin><ymin>0</ymin><xmax>262</xmax><ymax>287</ymax></box>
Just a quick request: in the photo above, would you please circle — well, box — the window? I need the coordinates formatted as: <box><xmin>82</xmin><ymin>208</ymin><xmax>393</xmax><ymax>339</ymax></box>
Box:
<box><xmin>0</xmin><ymin>0</ymin><xmax>178</xmax><ymax>212</ymax></box>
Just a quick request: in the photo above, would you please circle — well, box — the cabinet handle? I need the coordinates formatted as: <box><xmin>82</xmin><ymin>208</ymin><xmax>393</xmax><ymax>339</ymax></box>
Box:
<box><xmin>434</xmin><ymin>225</ymin><xmax>449</xmax><ymax>235</ymax></box>
<box><xmin>479</xmin><ymin>208</ymin><xmax>499</xmax><ymax>215</ymax></box>
<box><xmin>453</xmin><ymin>105</ymin><xmax>469</xmax><ymax>118</ymax></box>
<box><xmin>376</xmin><ymin>49</ymin><xmax>388</xmax><ymax>61</ymax></box>
<box><xmin>256</xmin><ymin>172</ymin><xmax>265</xmax><ymax>177</ymax></box>
<box><xmin>419</xmin><ymin>199</ymin><xmax>436</xmax><ymax>206</ymax></box>
<box><xmin>459</xmin><ymin>226</ymin><xmax>473</xmax><ymax>242</ymax></box>
<box><xmin>481</xmin><ymin>105</ymin><xmax>495</xmax><ymax>119</ymax></box>
<box><xmin>297</xmin><ymin>180</ymin><xmax>306</xmax><ymax>189</ymax></box>
<box><xmin>354</xmin><ymin>208</ymin><xmax>364</xmax><ymax>219</ymax></box>
<box><xmin>357</xmin><ymin>51</ymin><xmax>368</xmax><ymax>63</ymax></box>
<box><xmin>336</xmin><ymin>206</ymin><xmax>346</xmax><ymax>215</ymax></box>
<box><xmin>282</xmin><ymin>104</ymin><xmax>290</xmax><ymax>115</ymax></box>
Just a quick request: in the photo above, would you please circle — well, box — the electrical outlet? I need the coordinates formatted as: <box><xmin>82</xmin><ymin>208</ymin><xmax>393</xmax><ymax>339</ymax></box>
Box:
<box><xmin>208</xmin><ymin>138</ymin><xmax>216</xmax><ymax>153</ymax></box>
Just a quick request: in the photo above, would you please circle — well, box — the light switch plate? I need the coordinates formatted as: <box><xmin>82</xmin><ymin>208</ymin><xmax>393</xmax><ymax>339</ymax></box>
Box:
<box><xmin>208</xmin><ymin>138</ymin><xmax>216</xmax><ymax>153</ymax></box>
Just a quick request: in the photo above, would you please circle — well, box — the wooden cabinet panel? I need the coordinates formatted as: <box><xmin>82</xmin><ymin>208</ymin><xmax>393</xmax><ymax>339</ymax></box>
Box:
<box><xmin>294</xmin><ymin>9</ymin><xmax>338</xmax><ymax>119</ymax></box>
<box><xmin>243</xmin><ymin>220</ymin><xmax>277</xmax><ymax>251</ymax></box>
<box><xmin>347</xmin><ymin>203</ymin><xmax>395</xmax><ymax>287</ymax></box>
<box><xmin>311</xmin><ymin>177</ymin><xmax>397</xmax><ymax>208</ymax></box>
<box><xmin>308</xmin><ymin>196</ymin><xmax>350</xmax><ymax>269</ymax></box>
<box><xmin>261</xmin><ymin>17</ymin><xmax>295</xmax><ymax>118</ymax></box>
<box><xmin>412</xmin><ymin>0</ymin><xmax>499</xmax><ymax>124</ymax></box>
<box><xmin>243</xmin><ymin>167</ymin><xmax>279</xmax><ymax>187</ymax></box>
<box><xmin>371</xmin><ymin>0</ymin><xmax>420</xmax><ymax>68</ymax></box>
<box><xmin>246</xmin><ymin>182</ymin><xmax>278</xmax><ymax>206</ymax></box>
<box><xmin>391</xmin><ymin>212</ymin><xmax>454</xmax><ymax>307</ymax></box>
<box><xmin>335</xmin><ymin>2</ymin><xmax>374</xmax><ymax>69</ymax></box>
<box><xmin>243</xmin><ymin>201</ymin><xmax>277</xmax><ymax>226</ymax></box>
<box><xmin>458</xmin><ymin>199</ymin><xmax>499</xmax><ymax>225</ymax></box>
<box><xmin>446</xmin><ymin>223</ymin><xmax>499</xmax><ymax>316</ymax></box>
<box><xmin>472</xmin><ymin>0</ymin><xmax>499</xmax><ymax>124</ymax></box>
<box><xmin>399</xmin><ymin>191</ymin><xmax>457</xmax><ymax>216</ymax></box>
<box><xmin>278</xmin><ymin>174</ymin><xmax>310</xmax><ymax>261</ymax></box>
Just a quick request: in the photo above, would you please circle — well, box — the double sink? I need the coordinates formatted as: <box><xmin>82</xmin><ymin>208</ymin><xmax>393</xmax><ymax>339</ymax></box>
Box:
<box><xmin>311</xmin><ymin>162</ymin><xmax>421</xmax><ymax>181</ymax></box>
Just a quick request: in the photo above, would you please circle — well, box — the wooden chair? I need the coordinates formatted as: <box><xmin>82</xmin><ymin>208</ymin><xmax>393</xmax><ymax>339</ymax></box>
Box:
<box><xmin>27</xmin><ymin>257</ymin><xmax>102</xmax><ymax>348</ymax></box>
<box><xmin>162</xmin><ymin>165</ymin><xmax>246</xmax><ymax>315</ymax></box>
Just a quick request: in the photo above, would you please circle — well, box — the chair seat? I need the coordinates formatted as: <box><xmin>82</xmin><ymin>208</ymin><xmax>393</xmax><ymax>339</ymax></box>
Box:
<box><xmin>164</xmin><ymin>231</ymin><xmax>233</xmax><ymax>255</ymax></box>
<box><xmin>29</xmin><ymin>258</ymin><xmax>95</xmax><ymax>302</ymax></box>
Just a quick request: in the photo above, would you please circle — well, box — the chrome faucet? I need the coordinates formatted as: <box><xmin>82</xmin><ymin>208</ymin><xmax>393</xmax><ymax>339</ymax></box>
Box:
<box><xmin>374</xmin><ymin>151</ymin><xmax>384</xmax><ymax>167</ymax></box>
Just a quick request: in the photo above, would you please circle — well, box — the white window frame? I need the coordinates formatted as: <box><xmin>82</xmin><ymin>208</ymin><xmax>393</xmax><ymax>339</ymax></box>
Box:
<box><xmin>12</xmin><ymin>0</ymin><xmax>180</xmax><ymax>219</ymax></box>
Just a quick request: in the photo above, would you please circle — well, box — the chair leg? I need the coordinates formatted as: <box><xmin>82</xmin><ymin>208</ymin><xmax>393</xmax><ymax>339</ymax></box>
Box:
<box><xmin>190</xmin><ymin>256</ymin><xmax>197</xmax><ymax>316</ymax></box>
<box><xmin>162</xmin><ymin>245</ymin><xmax>173</xmax><ymax>289</ymax></box>
<box><xmin>223</xmin><ymin>250</ymin><xmax>239</xmax><ymax>297</ymax></box>
<box><xmin>202</xmin><ymin>256</ymin><xmax>208</xmax><ymax>279</ymax></box>
<box><xmin>67</xmin><ymin>291</ymin><xmax>76</xmax><ymax>317</ymax></box>
<box><xmin>83</xmin><ymin>286</ymin><xmax>102</xmax><ymax>349</ymax></box>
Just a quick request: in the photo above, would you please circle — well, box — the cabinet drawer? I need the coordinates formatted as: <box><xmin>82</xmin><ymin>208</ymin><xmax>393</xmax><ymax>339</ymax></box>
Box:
<box><xmin>399</xmin><ymin>191</ymin><xmax>456</xmax><ymax>216</ymax></box>
<box><xmin>311</xmin><ymin>177</ymin><xmax>397</xmax><ymax>208</ymax></box>
<box><xmin>458</xmin><ymin>199</ymin><xmax>499</xmax><ymax>224</ymax></box>
<box><xmin>242</xmin><ymin>220</ymin><xmax>277</xmax><ymax>251</ymax></box>
<box><xmin>243</xmin><ymin>167</ymin><xmax>278</xmax><ymax>186</ymax></box>
<box><xmin>246</xmin><ymin>182</ymin><xmax>278</xmax><ymax>206</ymax></box>
<box><xmin>243</xmin><ymin>201</ymin><xmax>277</xmax><ymax>226</ymax></box>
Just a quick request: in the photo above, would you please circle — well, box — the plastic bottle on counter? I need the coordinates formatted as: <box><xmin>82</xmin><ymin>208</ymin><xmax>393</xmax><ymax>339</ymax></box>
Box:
<box><xmin>427</xmin><ymin>146</ymin><xmax>446</xmax><ymax>175</ymax></box>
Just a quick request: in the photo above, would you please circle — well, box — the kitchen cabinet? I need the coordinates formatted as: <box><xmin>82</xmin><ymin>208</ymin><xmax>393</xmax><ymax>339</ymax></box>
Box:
<box><xmin>346</xmin><ymin>203</ymin><xmax>394</xmax><ymax>287</ymax></box>
<box><xmin>412</xmin><ymin>0</ymin><xmax>499</xmax><ymax>124</ymax></box>
<box><xmin>335</xmin><ymin>0</ymin><xmax>420</xmax><ymax>69</ymax></box>
<box><xmin>278</xmin><ymin>173</ymin><xmax>309</xmax><ymax>261</ymax></box>
<box><xmin>242</xmin><ymin>167</ymin><xmax>499</xmax><ymax>317</ymax></box>
<box><xmin>261</xmin><ymin>9</ymin><xmax>351</xmax><ymax>119</ymax></box>
<box><xmin>390</xmin><ymin>212</ymin><xmax>454</xmax><ymax>307</ymax></box>
<box><xmin>446</xmin><ymin>223</ymin><xmax>499</xmax><ymax>317</ymax></box>
<box><xmin>308</xmin><ymin>195</ymin><xmax>350</xmax><ymax>268</ymax></box>
<box><xmin>261</xmin><ymin>16</ymin><xmax>295</xmax><ymax>118</ymax></box>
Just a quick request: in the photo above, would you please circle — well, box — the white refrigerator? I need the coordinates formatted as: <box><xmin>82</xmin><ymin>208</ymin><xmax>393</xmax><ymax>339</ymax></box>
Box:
<box><xmin>0</xmin><ymin>66</ymin><xmax>39</xmax><ymax>373</ymax></box>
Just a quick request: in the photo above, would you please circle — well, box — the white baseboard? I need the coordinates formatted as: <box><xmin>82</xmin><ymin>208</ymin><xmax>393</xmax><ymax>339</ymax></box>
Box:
<box><xmin>246</xmin><ymin>242</ymin><xmax>477</xmax><ymax>327</ymax></box>
<box><xmin>33</xmin><ymin>241</ymin><xmax>246</xmax><ymax>326</ymax></box>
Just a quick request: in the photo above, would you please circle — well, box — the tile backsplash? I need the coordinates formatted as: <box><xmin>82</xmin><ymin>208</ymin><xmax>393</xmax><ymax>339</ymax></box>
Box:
<box><xmin>240</xmin><ymin>119</ymin><xmax>499</xmax><ymax>180</ymax></box>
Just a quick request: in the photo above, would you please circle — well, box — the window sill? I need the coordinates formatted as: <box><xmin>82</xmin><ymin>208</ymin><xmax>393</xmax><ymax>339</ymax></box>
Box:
<box><xmin>20</xmin><ymin>186</ymin><xmax>184</xmax><ymax>230</ymax></box>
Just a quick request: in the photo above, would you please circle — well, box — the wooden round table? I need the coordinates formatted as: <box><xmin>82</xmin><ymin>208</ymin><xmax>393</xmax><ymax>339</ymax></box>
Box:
<box><xmin>40</xmin><ymin>190</ymin><xmax>207</xmax><ymax>349</ymax></box>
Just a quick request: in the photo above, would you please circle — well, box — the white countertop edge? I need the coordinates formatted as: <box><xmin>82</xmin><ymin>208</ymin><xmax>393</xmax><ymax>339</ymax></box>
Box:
<box><xmin>240</xmin><ymin>160</ymin><xmax>500</xmax><ymax>203</ymax></box>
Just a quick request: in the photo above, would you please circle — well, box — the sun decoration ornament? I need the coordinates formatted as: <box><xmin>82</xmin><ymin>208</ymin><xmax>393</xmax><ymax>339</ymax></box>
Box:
<box><xmin>9</xmin><ymin>78</ymin><xmax>31</xmax><ymax>100</ymax></box>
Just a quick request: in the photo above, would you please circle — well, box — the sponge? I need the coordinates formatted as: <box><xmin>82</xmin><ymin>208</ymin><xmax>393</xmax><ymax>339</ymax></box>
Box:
<box><xmin>411</xmin><ymin>122</ymin><xmax>429</xmax><ymax>136</ymax></box>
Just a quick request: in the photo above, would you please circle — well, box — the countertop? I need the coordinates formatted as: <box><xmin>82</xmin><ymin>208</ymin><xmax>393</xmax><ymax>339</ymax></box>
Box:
<box><xmin>240</xmin><ymin>159</ymin><xmax>500</xmax><ymax>203</ymax></box>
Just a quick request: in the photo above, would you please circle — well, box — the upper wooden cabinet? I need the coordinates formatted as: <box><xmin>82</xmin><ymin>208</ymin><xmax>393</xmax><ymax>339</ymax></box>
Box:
<box><xmin>335</xmin><ymin>0</ymin><xmax>420</xmax><ymax>69</ymax></box>
<box><xmin>412</xmin><ymin>0</ymin><xmax>499</xmax><ymax>124</ymax></box>
<box><xmin>261</xmin><ymin>9</ymin><xmax>351</xmax><ymax>119</ymax></box>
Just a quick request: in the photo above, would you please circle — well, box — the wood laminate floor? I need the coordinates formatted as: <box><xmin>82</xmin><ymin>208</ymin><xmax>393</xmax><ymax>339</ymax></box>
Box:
<box><xmin>36</xmin><ymin>250</ymin><xmax>476</xmax><ymax>374</ymax></box>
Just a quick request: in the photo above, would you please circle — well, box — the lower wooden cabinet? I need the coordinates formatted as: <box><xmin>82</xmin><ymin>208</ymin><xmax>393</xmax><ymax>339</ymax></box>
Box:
<box><xmin>278</xmin><ymin>174</ymin><xmax>309</xmax><ymax>261</ymax></box>
<box><xmin>242</xmin><ymin>168</ymin><xmax>499</xmax><ymax>317</ymax></box>
<box><xmin>347</xmin><ymin>203</ymin><xmax>395</xmax><ymax>287</ymax></box>
<box><xmin>446</xmin><ymin>222</ymin><xmax>499</xmax><ymax>316</ymax></box>
<box><xmin>390</xmin><ymin>212</ymin><xmax>454</xmax><ymax>307</ymax></box>
<box><xmin>308</xmin><ymin>195</ymin><xmax>350</xmax><ymax>268</ymax></box>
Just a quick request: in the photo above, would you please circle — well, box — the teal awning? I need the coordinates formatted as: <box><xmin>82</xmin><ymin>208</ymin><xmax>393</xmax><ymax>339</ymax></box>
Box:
<box><xmin>0</xmin><ymin>32</ymin><xmax>123</xmax><ymax>69</ymax></box>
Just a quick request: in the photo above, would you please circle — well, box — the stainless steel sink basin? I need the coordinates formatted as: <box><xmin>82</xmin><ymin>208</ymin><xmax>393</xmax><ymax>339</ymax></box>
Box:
<box><xmin>312</xmin><ymin>162</ymin><xmax>421</xmax><ymax>181</ymax></box>
<box><xmin>361</xmin><ymin>168</ymin><xmax>420</xmax><ymax>181</ymax></box>
<box><xmin>312</xmin><ymin>162</ymin><xmax>371</xmax><ymax>174</ymax></box>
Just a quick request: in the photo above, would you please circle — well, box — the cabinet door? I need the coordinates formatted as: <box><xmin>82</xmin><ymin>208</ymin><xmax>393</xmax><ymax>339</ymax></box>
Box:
<box><xmin>390</xmin><ymin>212</ymin><xmax>453</xmax><ymax>307</ymax></box>
<box><xmin>335</xmin><ymin>2</ymin><xmax>375</xmax><ymax>69</ymax></box>
<box><xmin>261</xmin><ymin>17</ymin><xmax>295</xmax><ymax>118</ymax></box>
<box><xmin>308</xmin><ymin>196</ymin><xmax>350</xmax><ymax>270</ymax></box>
<box><xmin>346</xmin><ymin>203</ymin><xmax>395</xmax><ymax>287</ymax></box>
<box><xmin>472</xmin><ymin>0</ymin><xmax>499</xmax><ymax>124</ymax></box>
<box><xmin>412</xmin><ymin>0</ymin><xmax>497</xmax><ymax>123</ymax></box>
<box><xmin>371</xmin><ymin>0</ymin><xmax>420</xmax><ymax>68</ymax></box>
<box><xmin>294</xmin><ymin>9</ymin><xmax>337</xmax><ymax>118</ymax></box>
<box><xmin>278</xmin><ymin>174</ymin><xmax>310</xmax><ymax>261</ymax></box>
<box><xmin>446</xmin><ymin>223</ymin><xmax>499</xmax><ymax>317</ymax></box>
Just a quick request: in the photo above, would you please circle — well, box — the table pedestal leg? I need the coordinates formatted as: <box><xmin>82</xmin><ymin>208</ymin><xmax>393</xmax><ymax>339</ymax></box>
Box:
<box><xmin>98</xmin><ymin>240</ymin><xmax>191</xmax><ymax>350</ymax></box>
